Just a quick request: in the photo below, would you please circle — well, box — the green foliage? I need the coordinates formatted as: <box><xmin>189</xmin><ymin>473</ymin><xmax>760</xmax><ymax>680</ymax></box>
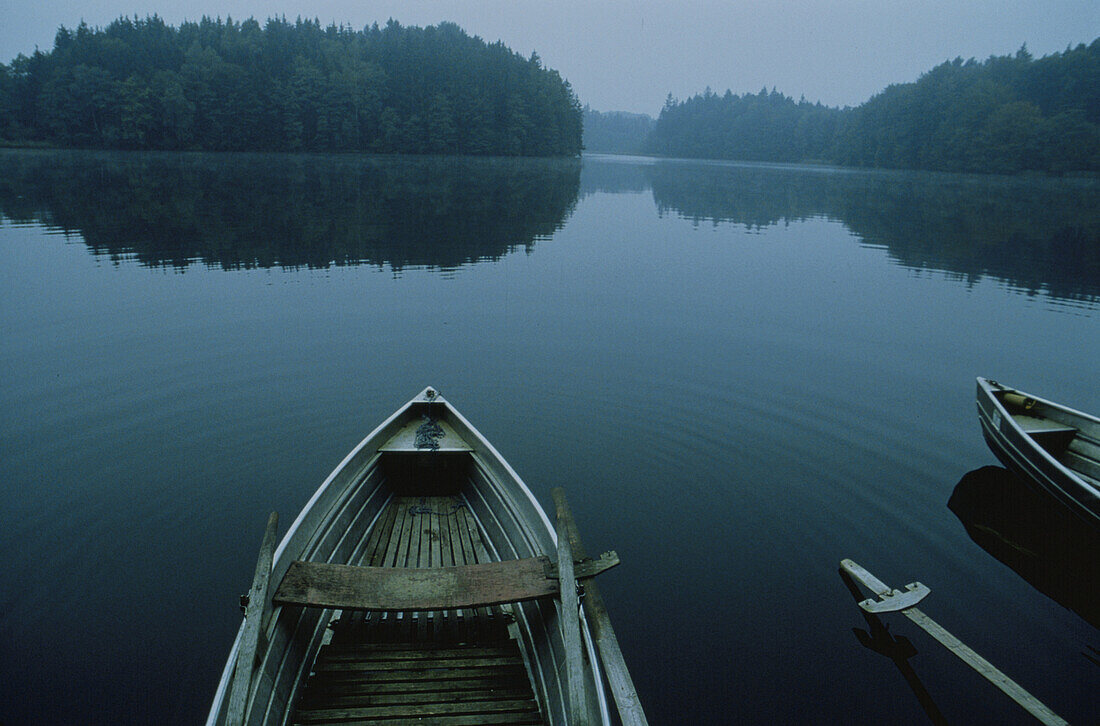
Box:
<box><xmin>0</xmin><ymin>15</ymin><xmax>582</xmax><ymax>156</ymax></box>
<box><xmin>648</xmin><ymin>87</ymin><xmax>844</xmax><ymax>163</ymax></box>
<box><xmin>651</xmin><ymin>40</ymin><xmax>1100</xmax><ymax>174</ymax></box>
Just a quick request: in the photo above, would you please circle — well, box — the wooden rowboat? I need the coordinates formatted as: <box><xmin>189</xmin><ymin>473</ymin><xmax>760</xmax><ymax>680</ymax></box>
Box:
<box><xmin>207</xmin><ymin>387</ymin><xmax>646</xmax><ymax>726</ymax></box>
<box><xmin>976</xmin><ymin>377</ymin><xmax>1100</xmax><ymax>528</ymax></box>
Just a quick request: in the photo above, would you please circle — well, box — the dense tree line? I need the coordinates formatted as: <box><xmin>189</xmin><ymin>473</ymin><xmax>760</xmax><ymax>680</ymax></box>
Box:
<box><xmin>647</xmin><ymin>41</ymin><xmax>1100</xmax><ymax>173</ymax></box>
<box><xmin>0</xmin><ymin>16</ymin><xmax>583</xmax><ymax>156</ymax></box>
<box><xmin>646</xmin><ymin>88</ymin><xmax>841</xmax><ymax>163</ymax></box>
<box><xmin>581</xmin><ymin>106</ymin><xmax>654</xmax><ymax>154</ymax></box>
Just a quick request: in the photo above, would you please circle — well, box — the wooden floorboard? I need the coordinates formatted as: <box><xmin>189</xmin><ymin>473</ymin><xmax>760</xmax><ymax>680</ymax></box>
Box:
<box><xmin>292</xmin><ymin>495</ymin><xmax>544</xmax><ymax>726</ymax></box>
<box><xmin>452</xmin><ymin>509</ymin><xmax>476</xmax><ymax>639</ymax></box>
<box><xmin>295</xmin><ymin>698</ymin><xmax>539</xmax><ymax>720</ymax></box>
<box><xmin>308</xmin><ymin>663</ymin><xmax>528</xmax><ymax>683</ymax></box>
<box><xmin>294</xmin><ymin>715</ymin><xmax>543</xmax><ymax>726</ymax></box>
<box><xmin>319</xmin><ymin>646</ymin><xmax>515</xmax><ymax>663</ymax></box>
<box><xmin>304</xmin><ymin>670</ymin><xmax>531</xmax><ymax>692</ymax></box>
<box><xmin>315</xmin><ymin>656</ymin><xmax>523</xmax><ymax>673</ymax></box>
<box><xmin>299</xmin><ymin>685</ymin><xmax>532</xmax><ymax>706</ymax></box>
<box><xmin>361</xmin><ymin>501</ymin><xmax>398</xmax><ymax>567</ymax></box>
<box><xmin>458</xmin><ymin>505</ymin><xmax>498</xmax><ymax>633</ymax></box>
<box><xmin>300</xmin><ymin>684</ymin><xmax>531</xmax><ymax>704</ymax></box>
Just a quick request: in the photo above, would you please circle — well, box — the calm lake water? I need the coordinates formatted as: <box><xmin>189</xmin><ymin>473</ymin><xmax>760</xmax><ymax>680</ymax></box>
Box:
<box><xmin>1</xmin><ymin>149</ymin><xmax>1098</xmax><ymax>725</ymax></box>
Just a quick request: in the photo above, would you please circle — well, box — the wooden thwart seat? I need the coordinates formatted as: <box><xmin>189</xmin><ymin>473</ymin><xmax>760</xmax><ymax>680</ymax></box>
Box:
<box><xmin>1013</xmin><ymin>414</ymin><xmax>1077</xmax><ymax>436</ymax></box>
<box><xmin>274</xmin><ymin>553</ymin><xmax>619</xmax><ymax>612</ymax></box>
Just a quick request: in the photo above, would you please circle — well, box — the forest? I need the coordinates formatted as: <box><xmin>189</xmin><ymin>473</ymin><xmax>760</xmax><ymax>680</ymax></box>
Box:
<box><xmin>647</xmin><ymin>40</ymin><xmax>1100</xmax><ymax>174</ymax></box>
<box><xmin>581</xmin><ymin>107</ymin><xmax>654</xmax><ymax>154</ymax></box>
<box><xmin>0</xmin><ymin>16</ymin><xmax>583</xmax><ymax>156</ymax></box>
<box><xmin>1</xmin><ymin>17</ymin><xmax>1095</xmax><ymax>174</ymax></box>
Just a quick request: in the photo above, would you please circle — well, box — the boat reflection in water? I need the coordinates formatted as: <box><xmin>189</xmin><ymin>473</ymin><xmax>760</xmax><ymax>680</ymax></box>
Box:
<box><xmin>949</xmin><ymin>465</ymin><xmax>1100</xmax><ymax>631</ymax></box>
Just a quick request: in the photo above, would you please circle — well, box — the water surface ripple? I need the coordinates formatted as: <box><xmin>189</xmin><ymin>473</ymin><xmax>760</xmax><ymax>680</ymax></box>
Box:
<box><xmin>1</xmin><ymin>151</ymin><xmax>1097</xmax><ymax>725</ymax></box>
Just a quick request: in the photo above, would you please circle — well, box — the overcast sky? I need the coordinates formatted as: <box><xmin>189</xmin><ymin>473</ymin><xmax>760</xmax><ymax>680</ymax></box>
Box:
<box><xmin>3</xmin><ymin>1</ymin><xmax>1097</xmax><ymax>115</ymax></box>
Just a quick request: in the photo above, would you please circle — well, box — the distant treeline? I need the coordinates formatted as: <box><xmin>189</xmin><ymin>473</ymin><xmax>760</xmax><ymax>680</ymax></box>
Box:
<box><xmin>647</xmin><ymin>41</ymin><xmax>1100</xmax><ymax>174</ymax></box>
<box><xmin>581</xmin><ymin>107</ymin><xmax>654</xmax><ymax>154</ymax></box>
<box><xmin>0</xmin><ymin>16</ymin><xmax>582</xmax><ymax>156</ymax></box>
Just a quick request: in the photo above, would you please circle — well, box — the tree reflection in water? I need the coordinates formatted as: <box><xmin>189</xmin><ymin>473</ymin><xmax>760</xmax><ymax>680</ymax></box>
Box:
<box><xmin>642</xmin><ymin>161</ymin><xmax>1100</xmax><ymax>305</ymax></box>
<box><xmin>0</xmin><ymin>150</ymin><xmax>582</xmax><ymax>272</ymax></box>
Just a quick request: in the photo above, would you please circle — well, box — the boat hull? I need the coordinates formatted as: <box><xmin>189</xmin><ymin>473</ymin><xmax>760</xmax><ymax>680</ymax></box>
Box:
<box><xmin>976</xmin><ymin>378</ymin><xmax>1100</xmax><ymax>529</ymax></box>
<box><xmin>207</xmin><ymin>388</ymin><xmax>609</xmax><ymax>726</ymax></box>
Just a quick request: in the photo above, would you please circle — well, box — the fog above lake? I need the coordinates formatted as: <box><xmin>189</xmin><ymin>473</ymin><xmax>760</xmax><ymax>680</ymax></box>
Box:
<box><xmin>5</xmin><ymin>0</ymin><xmax>1097</xmax><ymax>114</ymax></box>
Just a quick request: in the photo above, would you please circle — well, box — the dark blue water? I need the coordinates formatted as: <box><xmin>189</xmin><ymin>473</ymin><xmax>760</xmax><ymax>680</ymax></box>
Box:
<box><xmin>1</xmin><ymin>150</ymin><xmax>1098</xmax><ymax>724</ymax></box>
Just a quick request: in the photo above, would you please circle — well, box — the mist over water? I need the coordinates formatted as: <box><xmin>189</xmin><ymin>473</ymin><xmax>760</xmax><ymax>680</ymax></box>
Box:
<box><xmin>1</xmin><ymin>150</ymin><xmax>1097</xmax><ymax>724</ymax></box>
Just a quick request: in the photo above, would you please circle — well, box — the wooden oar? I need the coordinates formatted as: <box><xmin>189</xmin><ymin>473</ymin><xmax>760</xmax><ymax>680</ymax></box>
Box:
<box><xmin>228</xmin><ymin>512</ymin><xmax>279</xmax><ymax>726</ymax></box>
<box><xmin>553</xmin><ymin>489</ymin><xmax>649</xmax><ymax>726</ymax></box>
<box><xmin>840</xmin><ymin>559</ymin><xmax>1067</xmax><ymax>726</ymax></box>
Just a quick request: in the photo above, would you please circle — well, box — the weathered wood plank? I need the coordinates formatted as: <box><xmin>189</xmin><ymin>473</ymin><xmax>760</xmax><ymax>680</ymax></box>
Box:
<box><xmin>320</xmin><ymin>646</ymin><xmax>515</xmax><ymax>662</ymax></box>
<box><xmin>409</xmin><ymin>501</ymin><xmax>425</xmax><ymax>568</ymax></box>
<box><xmin>299</xmin><ymin>668</ymin><xmax>525</xmax><ymax>690</ymax></box>
<box><xmin>275</xmin><ymin>558</ymin><xmax>562</xmax><ymax>611</ymax></box>
<box><xmin>381</xmin><ymin>499</ymin><xmax>410</xmax><ymax>567</ymax></box>
<box><xmin>361</xmin><ymin>497</ymin><xmax>398</xmax><ymax>567</ymax></box>
<box><xmin>423</xmin><ymin>505</ymin><xmax>444</xmax><ymax>638</ymax></box>
<box><xmin>437</xmin><ymin>506</ymin><xmax>458</xmax><ymax>639</ymax></box>
<box><xmin>299</xmin><ymin>687</ymin><xmax>534</xmax><ymax>708</ymax></box>
<box><xmin>464</xmin><ymin>505</ymin><xmax>492</xmax><ymax>638</ymax></box>
<box><xmin>291</xmin><ymin>629</ymin><xmax>544</xmax><ymax>725</ymax></box>
<box><xmin>226</xmin><ymin>511</ymin><xmax>279</xmax><ymax>726</ymax></box>
<box><xmin>409</xmin><ymin>503</ymin><xmax>426</xmax><ymax>641</ymax></box>
<box><xmin>326</xmin><ymin>640</ymin><xmax>509</xmax><ymax>653</ymax></box>
<box><xmin>430</xmin><ymin>503</ymin><xmax>445</xmax><ymax>569</ymax></box>
<box><xmin>555</xmin><ymin>492</ymin><xmax>588</xmax><ymax>725</ymax></box>
<box><xmin>445</xmin><ymin>508</ymin><xmax>471</xmax><ymax>641</ymax></box>
<box><xmin>302</xmin><ymin>676</ymin><xmax>532</xmax><ymax>697</ymax></box>
<box><xmin>294</xmin><ymin>698</ymin><xmax>539</xmax><ymax>722</ymax></box>
<box><xmin>394</xmin><ymin>498</ymin><xmax>416</xmax><ymax>568</ymax></box>
<box><xmin>318</xmin><ymin>646</ymin><xmax>522</xmax><ymax>664</ymax></box>
<box><xmin>315</xmin><ymin>656</ymin><xmax>522</xmax><ymax>672</ymax></box>
<box><xmin>453</xmin><ymin>507</ymin><xmax>488</xmax><ymax>635</ymax></box>
<box><xmin>371</xmin><ymin>499</ymin><xmax>406</xmax><ymax>638</ymax></box>
<box><xmin>453</xmin><ymin>506</ymin><xmax>477</xmax><ymax>564</ymax></box>
<box><xmin>293</xmin><ymin>713</ymin><xmax>543</xmax><ymax>726</ymax></box>
<box><xmin>551</xmin><ymin>488</ymin><xmax>648</xmax><ymax>726</ymax></box>
<box><xmin>307</xmin><ymin>664</ymin><xmax>528</xmax><ymax>685</ymax></box>
<box><xmin>279</xmin><ymin>549</ymin><xmax>617</xmax><ymax>614</ymax></box>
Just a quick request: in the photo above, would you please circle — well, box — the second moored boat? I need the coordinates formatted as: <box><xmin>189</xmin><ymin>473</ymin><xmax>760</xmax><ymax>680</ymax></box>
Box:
<box><xmin>976</xmin><ymin>377</ymin><xmax>1100</xmax><ymax>528</ymax></box>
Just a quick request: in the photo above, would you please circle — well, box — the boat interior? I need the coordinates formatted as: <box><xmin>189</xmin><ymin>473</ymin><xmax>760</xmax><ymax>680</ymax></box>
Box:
<box><xmin>221</xmin><ymin>397</ymin><xmax>607</xmax><ymax>726</ymax></box>
<box><xmin>995</xmin><ymin>390</ymin><xmax>1100</xmax><ymax>486</ymax></box>
<box><xmin>270</xmin><ymin>405</ymin><xmax>560</xmax><ymax>726</ymax></box>
<box><xmin>214</xmin><ymin>390</ymin><xmax>643</xmax><ymax>726</ymax></box>
<box><xmin>286</xmin><ymin>491</ymin><xmax>545</xmax><ymax>725</ymax></box>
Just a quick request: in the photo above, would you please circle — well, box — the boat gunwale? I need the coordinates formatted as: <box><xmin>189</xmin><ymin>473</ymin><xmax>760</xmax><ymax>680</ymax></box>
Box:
<box><xmin>978</xmin><ymin>377</ymin><xmax>1100</xmax><ymax>432</ymax></box>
